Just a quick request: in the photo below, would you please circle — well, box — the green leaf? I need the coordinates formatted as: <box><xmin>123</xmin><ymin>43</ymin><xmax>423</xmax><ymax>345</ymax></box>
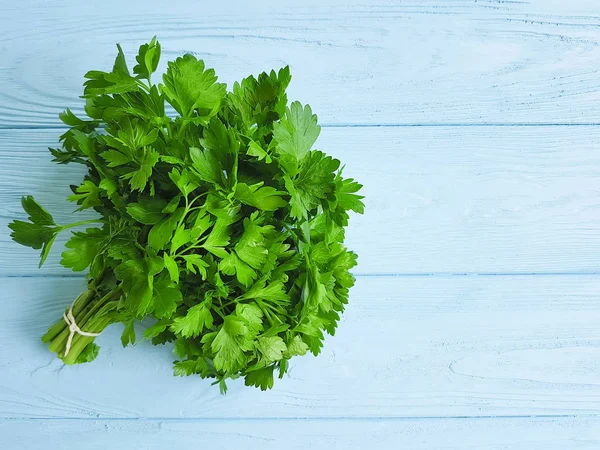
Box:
<box><xmin>219</xmin><ymin>251</ymin><xmax>256</xmax><ymax>288</ymax></box>
<box><xmin>200</xmin><ymin>117</ymin><xmax>231</xmax><ymax>154</ymax></box>
<box><xmin>173</xmin><ymin>337</ymin><xmax>188</xmax><ymax>359</ymax></box>
<box><xmin>75</xmin><ymin>343</ymin><xmax>100</xmax><ymax>364</ymax></box>
<box><xmin>236</xmin><ymin>303</ymin><xmax>264</xmax><ymax>334</ymax></box>
<box><xmin>61</xmin><ymin>228</ymin><xmax>106</xmax><ymax>272</ymax></box>
<box><xmin>163</xmin><ymin>253</ymin><xmax>179</xmax><ymax>284</ymax></box>
<box><xmin>127</xmin><ymin>277</ymin><xmax>154</xmax><ymax>317</ymax></box>
<box><xmin>133</xmin><ymin>36</ymin><xmax>161</xmax><ymax>80</ymax></box>
<box><xmin>234</xmin><ymin>218</ymin><xmax>270</xmax><ymax>269</ymax></box>
<box><xmin>39</xmin><ymin>234</ymin><xmax>57</xmax><ymax>268</ymax></box>
<box><xmin>211</xmin><ymin>316</ymin><xmax>248</xmax><ymax>373</ymax></box>
<box><xmin>161</xmin><ymin>54</ymin><xmax>226</xmax><ymax>118</ymax></box>
<box><xmin>21</xmin><ymin>196</ymin><xmax>55</xmax><ymax>226</ymax></box>
<box><xmin>234</xmin><ymin>183</ymin><xmax>287</xmax><ymax>211</ymax></box>
<box><xmin>126</xmin><ymin>197</ymin><xmax>167</xmax><ymax>224</ymax></box>
<box><xmin>246</xmin><ymin>140</ymin><xmax>272</xmax><ymax>163</ymax></box>
<box><xmin>117</xmin><ymin>123</ymin><xmax>158</xmax><ymax>150</ymax></box>
<box><xmin>191</xmin><ymin>213</ymin><xmax>212</xmax><ymax>240</ymax></box>
<box><xmin>122</xmin><ymin>148</ymin><xmax>159</xmax><ymax>191</ymax></box>
<box><xmin>244</xmin><ymin>366</ymin><xmax>275</xmax><ymax>391</ymax></box>
<box><xmin>189</xmin><ymin>146</ymin><xmax>222</xmax><ymax>184</ymax></box>
<box><xmin>297</xmin><ymin>151</ymin><xmax>340</xmax><ymax>200</ymax></box>
<box><xmin>8</xmin><ymin>220</ymin><xmax>56</xmax><ymax>250</ymax></box>
<box><xmin>114</xmin><ymin>255</ymin><xmax>163</xmax><ymax>316</ymax></box>
<box><xmin>83</xmin><ymin>44</ymin><xmax>138</xmax><ymax>97</ymax></box>
<box><xmin>273</xmin><ymin>101</ymin><xmax>321</xmax><ymax>165</ymax></box>
<box><xmin>173</xmin><ymin>358</ymin><xmax>210</xmax><ymax>377</ymax></box>
<box><xmin>99</xmin><ymin>178</ymin><xmax>117</xmax><ymax>196</ymax></box>
<box><xmin>152</xmin><ymin>276</ymin><xmax>182</xmax><ymax>318</ymax></box>
<box><xmin>240</xmin><ymin>279</ymin><xmax>290</xmax><ymax>303</ymax></box>
<box><xmin>283</xmin><ymin>335</ymin><xmax>309</xmax><ymax>358</ymax></box>
<box><xmin>121</xmin><ymin>320</ymin><xmax>136</xmax><ymax>347</ymax></box>
<box><xmin>201</xmin><ymin>219</ymin><xmax>230</xmax><ymax>258</ymax></box>
<box><xmin>181</xmin><ymin>254</ymin><xmax>208</xmax><ymax>279</ymax></box>
<box><xmin>169</xmin><ymin>168</ymin><xmax>199</xmax><ymax>196</ymax></box>
<box><xmin>148</xmin><ymin>210</ymin><xmax>183</xmax><ymax>250</ymax></box>
<box><xmin>335</xmin><ymin>176</ymin><xmax>365</xmax><ymax>214</ymax></box>
<box><xmin>173</xmin><ymin>360</ymin><xmax>197</xmax><ymax>377</ymax></box>
<box><xmin>171</xmin><ymin>226</ymin><xmax>192</xmax><ymax>254</ymax></box>
<box><xmin>70</xmin><ymin>129</ymin><xmax>96</xmax><ymax>157</ymax></box>
<box><xmin>162</xmin><ymin>195</ymin><xmax>182</xmax><ymax>213</ymax></box>
<box><xmin>205</xmin><ymin>194</ymin><xmax>240</xmax><ymax>223</ymax></box>
<box><xmin>257</xmin><ymin>336</ymin><xmax>287</xmax><ymax>364</ymax></box>
<box><xmin>59</xmin><ymin>108</ymin><xmax>98</xmax><ymax>129</ymax></box>
<box><xmin>101</xmin><ymin>149</ymin><xmax>131</xmax><ymax>167</ymax></box>
<box><xmin>143</xmin><ymin>319</ymin><xmax>171</xmax><ymax>340</ymax></box>
<box><xmin>68</xmin><ymin>180</ymin><xmax>102</xmax><ymax>210</ymax></box>
<box><xmin>146</xmin><ymin>252</ymin><xmax>165</xmax><ymax>276</ymax></box>
<box><xmin>113</xmin><ymin>43</ymin><xmax>131</xmax><ymax>75</ymax></box>
<box><xmin>170</xmin><ymin>302</ymin><xmax>213</xmax><ymax>338</ymax></box>
<box><xmin>284</xmin><ymin>151</ymin><xmax>340</xmax><ymax>220</ymax></box>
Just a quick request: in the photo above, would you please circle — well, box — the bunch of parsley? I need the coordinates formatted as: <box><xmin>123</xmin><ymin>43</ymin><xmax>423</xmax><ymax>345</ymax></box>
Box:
<box><xmin>9</xmin><ymin>38</ymin><xmax>364</xmax><ymax>392</ymax></box>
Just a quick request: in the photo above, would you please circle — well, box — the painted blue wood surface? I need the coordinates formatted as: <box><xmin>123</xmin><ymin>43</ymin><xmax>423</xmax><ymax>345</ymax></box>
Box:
<box><xmin>1</xmin><ymin>0</ymin><xmax>600</xmax><ymax>448</ymax></box>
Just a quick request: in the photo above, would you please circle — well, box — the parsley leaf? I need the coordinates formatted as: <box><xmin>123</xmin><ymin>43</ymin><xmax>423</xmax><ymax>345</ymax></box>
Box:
<box><xmin>161</xmin><ymin>54</ymin><xmax>226</xmax><ymax>119</ymax></box>
<box><xmin>273</xmin><ymin>101</ymin><xmax>321</xmax><ymax>173</ymax></box>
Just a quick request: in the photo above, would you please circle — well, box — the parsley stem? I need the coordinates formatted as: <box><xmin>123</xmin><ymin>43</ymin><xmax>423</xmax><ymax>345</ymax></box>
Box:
<box><xmin>45</xmin><ymin>286</ymin><xmax>121</xmax><ymax>363</ymax></box>
<box><xmin>187</xmin><ymin>192</ymin><xmax>208</xmax><ymax>208</ymax></box>
<box><xmin>42</xmin><ymin>280</ymin><xmax>98</xmax><ymax>344</ymax></box>
<box><xmin>259</xmin><ymin>300</ymin><xmax>291</xmax><ymax>320</ymax></box>
<box><xmin>172</xmin><ymin>239</ymin><xmax>208</xmax><ymax>258</ymax></box>
<box><xmin>60</xmin><ymin>218</ymin><xmax>103</xmax><ymax>230</ymax></box>
<box><xmin>134</xmin><ymin>78</ymin><xmax>151</xmax><ymax>93</ymax></box>
<box><xmin>255</xmin><ymin>300</ymin><xmax>275</xmax><ymax>326</ymax></box>
<box><xmin>221</xmin><ymin>299</ymin><xmax>237</xmax><ymax>309</ymax></box>
<box><xmin>212</xmin><ymin>306</ymin><xmax>226</xmax><ymax>321</ymax></box>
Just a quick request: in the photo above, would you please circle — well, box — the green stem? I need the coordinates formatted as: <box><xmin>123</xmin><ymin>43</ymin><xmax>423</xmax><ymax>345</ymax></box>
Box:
<box><xmin>255</xmin><ymin>300</ymin><xmax>275</xmax><ymax>326</ymax></box>
<box><xmin>44</xmin><ymin>287</ymin><xmax>122</xmax><ymax>364</ymax></box>
<box><xmin>211</xmin><ymin>305</ymin><xmax>227</xmax><ymax>321</ymax></box>
<box><xmin>61</xmin><ymin>219</ymin><xmax>104</xmax><ymax>230</ymax></box>
<box><xmin>42</xmin><ymin>287</ymin><xmax>95</xmax><ymax>344</ymax></box>
<box><xmin>188</xmin><ymin>192</ymin><xmax>208</xmax><ymax>208</ymax></box>
<box><xmin>62</xmin><ymin>308</ymin><xmax>118</xmax><ymax>365</ymax></box>
<box><xmin>177</xmin><ymin>121</ymin><xmax>189</xmax><ymax>140</ymax></box>
<box><xmin>134</xmin><ymin>78</ymin><xmax>151</xmax><ymax>93</ymax></box>
<box><xmin>172</xmin><ymin>241</ymin><xmax>208</xmax><ymax>259</ymax></box>
<box><xmin>47</xmin><ymin>291</ymin><xmax>106</xmax><ymax>354</ymax></box>
<box><xmin>44</xmin><ymin>275</ymin><xmax>106</xmax><ymax>348</ymax></box>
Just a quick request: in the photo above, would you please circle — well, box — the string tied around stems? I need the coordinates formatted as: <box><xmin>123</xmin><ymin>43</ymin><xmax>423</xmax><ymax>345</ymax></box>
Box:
<box><xmin>62</xmin><ymin>307</ymin><xmax>102</xmax><ymax>356</ymax></box>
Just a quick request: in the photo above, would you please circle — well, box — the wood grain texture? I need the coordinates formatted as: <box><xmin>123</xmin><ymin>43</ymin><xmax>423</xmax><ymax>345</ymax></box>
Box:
<box><xmin>2</xmin><ymin>127</ymin><xmax>600</xmax><ymax>276</ymax></box>
<box><xmin>2</xmin><ymin>0</ymin><xmax>600</xmax><ymax>445</ymax></box>
<box><xmin>2</xmin><ymin>0</ymin><xmax>600</xmax><ymax>127</ymax></box>
<box><xmin>2</xmin><ymin>276</ymin><xmax>600</xmax><ymax>419</ymax></box>
<box><xmin>3</xmin><ymin>417</ymin><xmax>600</xmax><ymax>450</ymax></box>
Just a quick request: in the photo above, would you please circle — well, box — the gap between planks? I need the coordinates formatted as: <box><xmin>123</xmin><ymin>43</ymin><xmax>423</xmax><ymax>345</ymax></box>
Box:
<box><xmin>3</xmin><ymin>414</ymin><xmax>600</xmax><ymax>422</ymax></box>
<box><xmin>3</xmin><ymin>272</ymin><xmax>600</xmax><ymax>280</ymax></box>
<box><xmin>3</xmin><ymin>123</ymin><xmax>600</xmax><ymax>131</ymax></box>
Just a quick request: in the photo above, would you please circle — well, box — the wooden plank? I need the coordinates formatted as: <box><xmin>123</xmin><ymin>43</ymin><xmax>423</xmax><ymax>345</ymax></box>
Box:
<box><xmin>2</xmin><ymin>275</ymin><xmax>600</xmax><ymax>419</ymax></box>
<box><xmin>3</xmin><ymin>417</ymin><xmax>600</xmax><ymax>450</ymax></box>
<box><xmin>2</xmin><ymin>127</ymin><xmax>600</xmax><ymax>275</ymax></box>
<box><xmin>2</xmin><ymin>0</ymin><xmax>600</xmax><ymax>127</ymax></box>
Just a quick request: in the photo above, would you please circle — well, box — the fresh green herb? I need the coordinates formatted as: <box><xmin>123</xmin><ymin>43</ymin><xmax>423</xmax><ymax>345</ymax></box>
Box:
<box><xmin>9</xmin><ymin>37</ymin><xmax>364</xmax><ymax>391</ymax></box>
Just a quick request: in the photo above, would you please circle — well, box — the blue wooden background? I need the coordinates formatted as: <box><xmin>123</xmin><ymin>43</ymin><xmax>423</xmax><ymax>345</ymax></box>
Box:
<box><xmin>2</xmin><ymin>0</ymin><xmax>600</xmax><ymax>448</ymax></box>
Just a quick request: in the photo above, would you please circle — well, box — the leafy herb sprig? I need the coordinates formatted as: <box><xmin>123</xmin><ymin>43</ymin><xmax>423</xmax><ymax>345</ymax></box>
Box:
<box><xmin>9</xmin><ymin>37</ymin><xmax>364</xmax><ymax>392</ymax></box>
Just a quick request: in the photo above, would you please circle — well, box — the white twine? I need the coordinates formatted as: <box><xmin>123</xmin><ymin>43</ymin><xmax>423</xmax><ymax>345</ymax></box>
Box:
<box><xmin>62</xmin><ymin>307</ymin><xmax>102</xmax><ymax>356</ymax></box>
